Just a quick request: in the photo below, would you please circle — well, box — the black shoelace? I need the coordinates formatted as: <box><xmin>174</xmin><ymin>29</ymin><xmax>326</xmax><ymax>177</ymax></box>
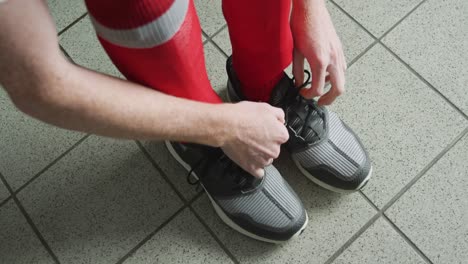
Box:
<box><xmin>186</xmin><ymin>153</ymin><xmax>250</xmax><ymax>191</ymax></box>
<box><xmin>284</xmin><ymin>70</ymin><xmax>326</xmax><ymax>142</ymax></box>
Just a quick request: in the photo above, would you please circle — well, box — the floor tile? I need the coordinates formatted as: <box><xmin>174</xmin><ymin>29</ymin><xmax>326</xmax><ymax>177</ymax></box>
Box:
<box><xmin>387</xmin><ymin>133</ymin><xmax>468</xmax><ymax>264</ymax></box>
<box><xmin>284</xmin><ymin>1</ymin><xmax>374</xmax><ymax>78</ymax></box>
<box><xmin>0</xmin><ymin>180</ymin><xmax>9</xmax><ymax>203</ymax></box>
<box><xmin>47</xmin><ymin>0</ymin><xmax>87</xmax><ymax>33</ymax></box>
<box><xmin>192</xmin><ymin>154</ymin><xmax>375</xmax><ymax>264</ymax></box>
<box><xmin>0</xmin><ymin>201</ymin><xmax>54</xmax><ymax>264</ymax></box>
<box><xmin>0</xmin><ymin>88</ymin><xmax>84</xmax><ymax>190</ymax></box>
<box><xmin>124</xmin><ymin>208</ymin><xmax>234</xmax><ymax>264</ymax></box>
<box><xmin>383</xmin><ymin>0</ymin><xmax>468</xmax><ymax>115</ymax></box>
<box><xmin>326</xmin><ymin>1</ymin><xmax>375</xmax><ymax>62</ymax></box>
<box><xmin>212</xmin><ymin>27</ymin><xmax>231</xmax><ymax>56</ymax></box>
<box><xmin>333</xmin><ymin>0</ymin><xmax>422</xmax><ymax>37</ymax></box>
<box><xmin>204</xmin><ymin>42</ymin><xmax>229</xmax><ymax>101</ymax></box>
<box><xmin>17</xmin><ymin>136</ymin><xmax>184</xmax><ymax>264</ymax></box>
<box><xmin>330</xmin><ymin>44</ymin><xmax>468</xmax><ymax>208</ymax></box>
<box><xmin>333</xmin><ymin>217</ymin><xmax>425</xmax><ymax>264</ymax></box>
<box><xmin>141</xmin><ymin>141</ymin><xmax>201</xmax><ymax>201</ymax></box>
<box><xmin>194</xmin><ymin>0</ymin><xmax>225</xmax><ymax>37</ymax></box>
<box><xmin>60</xmin><ymin>16</ymin><xmax>122</xmax><ymax>78</ymax></box>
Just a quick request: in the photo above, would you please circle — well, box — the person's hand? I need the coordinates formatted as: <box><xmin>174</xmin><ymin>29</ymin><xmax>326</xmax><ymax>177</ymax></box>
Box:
<box><xmin>291</xmin><ymin>0</ymin><xmax>347</xmax><ymax>105</ymax></box>
<box><xmin>220</xmin><ymin>101</ymin><xmax>289</xmax><ymax>178</ymax></box>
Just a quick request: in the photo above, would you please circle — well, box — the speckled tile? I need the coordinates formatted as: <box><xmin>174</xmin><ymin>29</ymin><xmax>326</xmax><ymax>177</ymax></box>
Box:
<box><xmin>0</xmin><ymin>201</ymin><xmax>54</xmax><ymax>264</ymax></box>
<box><xmin>383</xmin><ymin>0</ymin><xmax>468</xmax><ymax>115</ymax></box>
<box><xmin>124</xmin><ymin>208</ymin><xmax>234</xmax><ymax>264</ymax></box>
<box><xmin>204</xmin><ymin>42</ymin><xmax>229</xmax><ymax>101</ymax></box>
<box><xmin>0</xmin><ymin>180</ymin><xmax>9</xmax><ymax>204</ymax></box>
<box><xmin>212</xmin><ymin>27</ymin><xmax>231</xmax><ymax>56</ymax></box>
<box><xmin>284</xmin><ymin>1</ymin><xmax>374</xmax><ymax>78</ymax></box>
<box><xmin>140</xmin><ymin>141</ymin><xmax>201</xmax><ymax>201</ymax></box>
<box><xmin>0</xmin><ymin>88</ymin><xmax>84</xmax><ymax>190</ymax></box>
<box><xmin>330</xmin><ymin>44</ymin><xmax>468</xmax><ymax>208</ymax></box>
<box><xmin>333</xmin><ymin>0</ymin><xmax>422</xmax><ymax>37</ymax></box>
<box><xmin>333</xmin><ymin>217</ymin><xmax>425</xmax><ymax>264</ymax></box>
<box><xmin>192</xmin><ymin>154</ymin><xmax>375</xmax><ymax>264</ymax></box>
<box><xmin>387</xmin><ymin>133</ymin><xmax>468</xmax><ymax>264</ymax></box>
<box><xmin>17</xmin><ymin>136</ymin><xmax>183</xmax><ymax>264</ymax></box>
<box><xmin>47</xmin><ymin>0</ymin><xmax>87</xmax><ymax>33</ymax></box>
<box><xmin>59</xmin><ymin>16</ymin><xmax>122</xmax><ymax>77</ymax></box>
<box><xmin>194</xmin><ymin>0</ymin><xmax>225</xmax><ymax>37</ymax></box>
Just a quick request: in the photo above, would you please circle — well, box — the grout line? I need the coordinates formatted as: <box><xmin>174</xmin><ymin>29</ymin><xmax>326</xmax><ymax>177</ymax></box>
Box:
<box><xmin>328</xmin><ymin>0</ymin><xmax>377</xmax><ymax>39</ymax></box>
<box><xmin>201</xmin><ymin>29</ymin><xmax>210</xmax><ymax>40</ymax></box>
<box><xmin>346</xmin><ymin>40</ymin><xmax>378</xmax><ymax>68</ymax></box>
<box><xmin>14</xmin><ymin>135</ymin><xmax>90</xmax><ymax>195</ymax></box>
<box><xmin>0</xmin><ymin>172</ymin><xmax>61</xmax><ymax>264</ymax></box>
<box><xmin>59</xmin><ymin>44</ymin><xmax>73</xmax><ymax>61</ymax></box>
<box><xmin>377</xmin><ymin>0</ymin><xmax>428</xmax><ymax>41</ymax></box>
<box><xmin>188</xmin><ymin>205</ymin><xmax>240</xmax><ymax>264</ymax></box>
<box><xmin>381</xmin><ymin>44</ymin><xmax>468</xmax><ymax>120</ymax></box>
<box><xmin>0</xmin><ymin>196</ymin><xmax>13</xmax><ymax>208</ymax></box>
<box><xmin>381</xmin><ymin>127</ymin><xmax>468</xmax><ymax>212</ymax></box>
<box><xmin>206</xmin><ymin>37</ymin><xmax>229</xmax><ymax>58</ymax></box>
<box><xmin>135</xmin><ymin>141</ymin><xmax>189</xmax><ymax>203</ymax></box>
<box><xmin>134</xmin><ymin>141</ymin><xmax>239</xmax><ymax>263</ymax></box>
<box><xmin>358</xmin><ymin>190</ymin><xmax>379</xmax><ymax>212</ymax></box>
<box><xmin>323</xmin><ymin>211</ymin><xmax>381</xmax><ymax>264</ymax></box>
<box><xmin>326</xmin><ymin>127</ymin><xmax>467</xmax><ymax>263</ymax></box>
<box><xmin>382</xmin><ymin>214</ymin><xmax>434</xmax><ymax>264</ymax></box>
<box><xmin>57</xmin><ymin>13</ymin><xmax>88</xmax><ymax>36</ymax></box>
<box><xmin>209</xmin><ymin>24</ymin><xmax>228</xmax><ymax>39</ymax></box>
<box><xmin>115</xmin><ymin>205</ymin><xmax>188</xmax><ymax>264</ymax></box>
<box><xmin>331</xmin><ymin>0</ymin><xmax>468</xmax><ymax>120</ymax></box>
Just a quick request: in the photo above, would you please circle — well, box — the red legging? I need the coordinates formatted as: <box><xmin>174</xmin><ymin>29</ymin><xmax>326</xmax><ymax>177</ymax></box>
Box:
<box><xmin>85</xmin><ymin>0</ymin><xmax>293</xmax><ymax>103</ymax></box>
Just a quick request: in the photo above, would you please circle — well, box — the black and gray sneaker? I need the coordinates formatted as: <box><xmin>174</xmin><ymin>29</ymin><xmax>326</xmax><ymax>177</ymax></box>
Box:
<box><xmin>226</xmin><ymin>56</ymin><xmax>372</xmax><ymax>192</ymax></box>
<box><xmin>165</xmin><ymin>141</ymin><xmax>308</xmax><ymax>243</ymax></box>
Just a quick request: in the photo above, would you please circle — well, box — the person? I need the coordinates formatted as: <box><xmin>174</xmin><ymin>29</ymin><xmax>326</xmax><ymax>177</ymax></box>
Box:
<box><xmin>0</xmin><ymin>0</ymin><xmax>372</xmax><ymax>243</ymax></box>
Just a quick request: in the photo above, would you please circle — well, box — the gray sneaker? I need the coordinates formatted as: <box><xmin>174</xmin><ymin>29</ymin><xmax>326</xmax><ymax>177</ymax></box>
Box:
<box><xmin>165</xmin><ymin>141</ymin><xmax>308</xmax><ymax>243</ymax></box>
<box><xmin>226</xmin><ymin>56</ymin><xmax>372</xmax><ymax>192</ymax></box>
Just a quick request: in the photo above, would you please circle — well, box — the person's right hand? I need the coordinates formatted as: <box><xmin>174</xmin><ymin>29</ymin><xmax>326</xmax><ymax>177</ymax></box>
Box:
<box><xmin>220</xmin><ymin>101</ymin><xmax>289</xmax><ymax>178</ymax></box>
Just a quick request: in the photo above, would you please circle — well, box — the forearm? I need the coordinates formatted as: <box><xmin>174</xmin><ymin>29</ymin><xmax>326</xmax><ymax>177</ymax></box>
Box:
<box><xmin>15</xmin><ymin>61</ymin><xmax>229</xmax><ymax>146</ymax></box>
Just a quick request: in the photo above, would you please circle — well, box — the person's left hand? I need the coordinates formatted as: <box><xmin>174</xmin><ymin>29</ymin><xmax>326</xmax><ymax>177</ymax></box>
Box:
<box><xmin>291</xmin><ymin>0</ymin><xmax>347</xmax><ymax>105</ymax></box>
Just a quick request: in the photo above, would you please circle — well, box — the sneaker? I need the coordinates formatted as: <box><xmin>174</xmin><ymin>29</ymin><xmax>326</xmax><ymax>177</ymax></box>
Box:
<box><xmin>165</xmin><ymin>141</ymin><xmax>308</xmax><ymax>243</ymax></box>
<box><xmin>226</xmin><ymin>56</ymin><xmax>372</xmax><ymax>192</ymax></box>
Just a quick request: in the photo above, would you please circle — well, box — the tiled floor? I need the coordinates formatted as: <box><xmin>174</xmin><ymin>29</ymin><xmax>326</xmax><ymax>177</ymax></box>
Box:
<box><xmin>1</xmin><ymin>0</ymin><xmax>467</xmax><ymax>263</ymax></box>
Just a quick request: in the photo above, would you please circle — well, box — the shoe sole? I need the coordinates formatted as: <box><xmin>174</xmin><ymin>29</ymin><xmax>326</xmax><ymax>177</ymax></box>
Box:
<box><xmin>292</xmin><ymin>155</ymin><xmax>373</xmax><ymax>193</ymax></box>
<box><xmin>165</xmin><ymin>140</ymin><xmax>308</xmax><ymax>243</ymax></box>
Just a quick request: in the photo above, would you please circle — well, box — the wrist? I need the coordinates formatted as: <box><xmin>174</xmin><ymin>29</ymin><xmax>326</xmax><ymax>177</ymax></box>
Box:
<box><xmin>201</xmin><ymin>103</ymin><xmax>235</xmax><ymax>148</ymax></box>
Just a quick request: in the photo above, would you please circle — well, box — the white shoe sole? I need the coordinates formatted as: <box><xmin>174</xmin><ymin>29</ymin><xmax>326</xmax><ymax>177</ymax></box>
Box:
<box><xmin>292</xmin><ymin>155</ymin><xmax>373</xmax><ymax>193</ymax></box>
<box><xmin>165</xmin><ymin>140</ymin><xmax>308</xmax><ymax>243</ymax></box>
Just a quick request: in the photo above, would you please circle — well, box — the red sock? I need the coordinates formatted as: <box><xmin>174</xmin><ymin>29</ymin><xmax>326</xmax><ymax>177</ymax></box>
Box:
<box><xmin>85</xmin><ymin>0</ymin><xmax>222</xmax><ymax>104</ymax></box>
<box><xmin>222</xmin><ymin>0</ymin><xmax>293</xmax><ymax>102</ymax></box>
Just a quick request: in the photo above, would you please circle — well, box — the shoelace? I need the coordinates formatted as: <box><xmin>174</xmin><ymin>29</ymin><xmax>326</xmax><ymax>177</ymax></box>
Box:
<box><xmin>285</xmin><ymin>70</ymin><xmax>326</xmax><ymax>142</ymax></box>
<box><xmin>186</xmin><ymin>153</ymin><xmax>250</xmax><ymax>191</ymax></box>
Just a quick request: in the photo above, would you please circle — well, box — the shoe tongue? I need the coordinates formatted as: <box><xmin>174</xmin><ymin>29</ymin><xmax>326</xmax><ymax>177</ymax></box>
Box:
<box><xmin>268</xmin><ymin>74</ymin><xmax>294</xmax><ymax>107</ymax></box>
<box><xmin>268</xmin><ymin>75</ymin><xmax>324</xmax><ymax>143</ymax></box>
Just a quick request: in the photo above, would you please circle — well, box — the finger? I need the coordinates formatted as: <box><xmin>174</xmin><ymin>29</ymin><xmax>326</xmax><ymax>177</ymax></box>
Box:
<box><xmin>292</xmin><ymin>50</ymin><xmax>305</xmax><ymax>87</ymax></box>
<box><xmin>301</xmin><ymin>59</ymin><xmax>326</xmax><ymax>99</ymax></box>
<box><xmin>266</xmin><ymin>158</ymin><xmax>274</xmax><ymax>166</ymax></box>
<box><xmin>271</xmin><ymin>106</ymin><xmax>285</xmax><ymax>123</ymax></box>
<box><xmin>249</xmin><ymin>167</ymin><xmax>265</xmax><ymax>178</ymax></box>
<box><xmin>277</xmin><ymin>125</ymin><xmax>289</xmax><ymax>144</ymax></box>
<box><xmin>318</xmin><ymin>66</ymin><xmax>345</xmax><ymax>106</ymax></box>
